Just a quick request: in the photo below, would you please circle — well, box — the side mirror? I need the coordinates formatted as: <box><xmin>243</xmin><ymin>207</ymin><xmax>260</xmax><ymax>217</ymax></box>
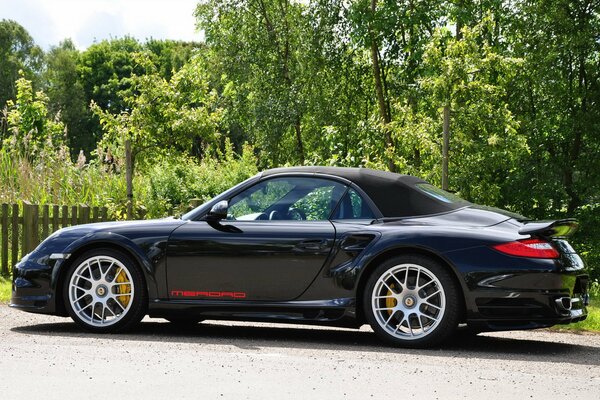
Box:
<box><xmin>205</xmin><ymin>200</ymin><xmax>228</xmax><ymax>221</ymax></box>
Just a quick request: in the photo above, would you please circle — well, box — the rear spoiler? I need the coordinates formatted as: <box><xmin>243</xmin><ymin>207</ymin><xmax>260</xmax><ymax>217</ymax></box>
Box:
<box><xmin>518</xmin><ymin>219</ymin><xmax>578</xmax><ymax>238</ymax></box>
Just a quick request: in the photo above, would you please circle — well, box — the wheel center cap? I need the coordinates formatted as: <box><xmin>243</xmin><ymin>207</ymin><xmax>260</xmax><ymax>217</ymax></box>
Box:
<box><xmin>403</xmin><ymin>295</ymin><xmax>416</xmax><ymax>308</ymax></box>
<box><xmin>96</xmin><ymin>285</ymin><xmax>107</xmax><ymax>297</ymax></box>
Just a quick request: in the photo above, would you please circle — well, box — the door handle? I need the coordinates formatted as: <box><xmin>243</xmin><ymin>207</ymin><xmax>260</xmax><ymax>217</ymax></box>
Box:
<box><xmin>295</xmin><ymin>239</ymin><xmax>328</xmax><ymax>251</ymax></box>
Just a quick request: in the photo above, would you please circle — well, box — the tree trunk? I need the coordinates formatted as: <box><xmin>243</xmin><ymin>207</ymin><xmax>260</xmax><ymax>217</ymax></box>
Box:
<box><xmin>294</xmin><ymin>116</ymin><xmax>305</xmax><ymax>164</ymax></box>
<box><xmin>369</xmin><ymin>0</ymin><xmax>395</xmax><ymax>172</ymax></box>
<box><xmin>442</xmin><ymin>105</ymin><xmax>450</xmax><ymax>190</ymax></box>
<box><xmin>455</xmin><ymin>0</ymin><xmax>464</xmax><ymax>40</ymax></box>
<box><xmin>125</xmin><ymin>139</ymin><xmax>134</xmax><ymax>220</ymax></box>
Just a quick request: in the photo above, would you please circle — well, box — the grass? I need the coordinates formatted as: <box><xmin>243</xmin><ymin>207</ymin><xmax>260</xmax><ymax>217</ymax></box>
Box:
<box><xmin>0</xmin><ymin>276</ymin><xmax>11</xmax><ymax>303</ymax></box>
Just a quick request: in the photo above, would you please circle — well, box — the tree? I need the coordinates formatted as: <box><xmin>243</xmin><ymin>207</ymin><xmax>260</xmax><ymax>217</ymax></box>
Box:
<box><xmin>0</xmin><ymin>19</ymin><xmax>43</xmax><ymax>108</ymax></box>
<box><xmin>44</xmin><ymin>39</ymin><xmax>90</xmax><ymax>158</ymax></box>
<box><xmin>347</xmin><ymin>0</ymin><xmax>446</xmax><ymax>171</ymax></box>
<box><xmin>91</xmin><ymin>53</ymin><xmax>222</xmax><ymax>218</ymax></box>
<box><xmin>196</xmin><ymin>0</ymin><xmax>314</xmax><ymax>165</ymax></box>
<box><xmin>144</xmin><ymin>39</ymin><xmax>204</xmax><ymax>80</ymax></box>
<box><xmin>507</xmin><ymin>0</ymin><xmax>600</xmax><ymax>216</ymax></box>
<box><xmin>3</xmin><ymin>73</ymin><xmax>65</xmax><ymax>158</ymax></box>
<box><xmin>72</xmin><ymin>37</ymin><xmax>205</xmax><ymax>157</ymax></box>
<box><xmin>414</xmin><ymin>17</ymin><xmax>527</xmax><ymax>205</ymax></box>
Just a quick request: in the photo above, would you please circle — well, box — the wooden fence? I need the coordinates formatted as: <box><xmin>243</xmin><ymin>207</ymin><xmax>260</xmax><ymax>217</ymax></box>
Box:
<box><xmin>0</xmin><ymin>202</ymin><xmax>110</xmax><ymax>276</ymax></box>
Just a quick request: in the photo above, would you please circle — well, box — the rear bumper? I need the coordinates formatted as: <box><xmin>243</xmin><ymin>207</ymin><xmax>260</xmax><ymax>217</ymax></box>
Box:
<box><xmin>465</xmin><ymin>272</ymin><xmax>589</xmax><ymax>331</ymax></box>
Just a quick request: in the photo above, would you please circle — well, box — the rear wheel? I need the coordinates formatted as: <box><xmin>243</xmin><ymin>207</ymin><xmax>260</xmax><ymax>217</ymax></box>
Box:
<box><xmin>363</xmin><ymin>255</ymin><xmax>460</xmax><ymax>347</ymax></box>
<box><xmin>63</xmin><ymin>248</ymin><xmax>147</xmax><ymax>333</ymax></box>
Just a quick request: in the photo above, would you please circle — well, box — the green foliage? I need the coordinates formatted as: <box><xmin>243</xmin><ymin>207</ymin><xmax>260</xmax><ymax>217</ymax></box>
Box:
<box><xmin>0</xmin><ymin>19</ymin><xmax>43</xmax><ymax>108</ymax></box>
<box><xmin>506</xmin><ymin>0</ymin><xmax>600</xmax><ymax>216</ymax></box>
<box><xmin>0</xmin><ymin>145</ymin><xmax>124</xmax><ymax>207</ymax></box>
<box><xmin>91</xmin><ymin>53</ymin><xmax>222</xmax><ymax>166</ymax></box>
<box><xmin>196</xmin><ymin>0</ymin><xmax>338</xmax><ymax>165</ymax></box>
<box><xmin>0</xmin><ymin>276</ymin><xmax>11</xmax><ymax>303</ymax></box>
<box><xmin>419</xmin><ymin>18</ymin><xmax>528</xmax><ymax>206</ymax></box>
<box><xmin>3</xmin><ymin>74</ymin><xmax>65</xmax><ymax>158</ymax></box>
<box><xmin>140</xmin><ymin>140</ymin><xmax>258</xmax><ymax>218</ymax></box>
<box><xmin>572</xmin><ymin>204</ymin><xmax>600</xmax><ymax>282</ymax></box>
<box><xmin>144</xmin><ymin>39</ymin><xmax>204</xmax><ymax>80</ymax></box>
<box><xmin>44</xmin><ymin>39</ymin><xmax>91</xmax><ymax>157</ymax></box>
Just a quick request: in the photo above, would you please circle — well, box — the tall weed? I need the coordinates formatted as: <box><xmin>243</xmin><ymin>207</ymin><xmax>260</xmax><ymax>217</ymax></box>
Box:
<box><xmin>0</xmin><ymin>141</ymin><xmax>258</xmax><ymax>220</ymax></box>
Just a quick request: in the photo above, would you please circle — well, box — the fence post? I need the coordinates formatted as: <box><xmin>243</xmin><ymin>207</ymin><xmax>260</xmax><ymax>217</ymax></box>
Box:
<box><xmin>71</xmin><ymin>206</ymin><xmax>77</xmax><ymax>226</ymax></box>
<box><xmin>52</xmin><ymin>205</ymin><xmax>59</xmax><ymax>232</ymax></box>
<box><xmin>42</xmin><ymin>205</ymin><xmax>49</xmax><ymax>240</ymax></box>
<box><xmin>61</xmin><ymin>205</ymin><xmax>68</xmax><ymax>228</ymax></box>
<box><xmin>22</xmin><ymin>201</ymin><xmax>33</xmax><ymax>255</ymax></box>
<box><xmin>1</xmin><ymin>204</ymin><xmax>8</xmax><ymax>275</ymax></box>
<box><xmin>31</xmin><ymin>203</ymin><xmax>39</xmax><ymax>250</ymax></box>
<box><xmin>80</xmin><ymin>205</ymin><xmax>90</xmax><ymax>224</ymax></box>
<box><xmin>11</xmin><ymin>204</ymin><xmax>18</xmax><ymax>267</ymax></box>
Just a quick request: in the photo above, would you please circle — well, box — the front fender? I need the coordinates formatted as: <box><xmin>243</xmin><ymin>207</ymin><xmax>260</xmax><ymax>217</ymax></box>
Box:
<box><xmin>59</xmin><ymin>232</ymin><xmax>165</xmax><ymax>300</ymax></box>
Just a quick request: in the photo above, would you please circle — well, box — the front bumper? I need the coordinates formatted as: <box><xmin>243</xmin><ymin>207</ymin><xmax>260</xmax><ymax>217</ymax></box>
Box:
<box><xmin>10</xmin><ymin>255</ymin><xmax>68</xmax><ymax>316</ymax></box>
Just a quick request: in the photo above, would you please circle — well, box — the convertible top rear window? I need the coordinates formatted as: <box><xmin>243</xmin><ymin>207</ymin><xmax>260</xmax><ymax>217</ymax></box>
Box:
<box><xmin>416</xmin><ymin>184</ymin><xmax>470</xmax><ymax>206</ymax></box>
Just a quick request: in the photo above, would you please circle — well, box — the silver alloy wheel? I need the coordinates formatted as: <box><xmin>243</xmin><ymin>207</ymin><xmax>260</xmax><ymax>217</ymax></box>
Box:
<box><xmin>68</xmin><ymin>255</ymin><xmax>135</xmax><ymax>327</ymax></box>
<box><xmin>371</xmin><ymin>263</ymin><xmax>446</xmax><ymax>340</ymax></box>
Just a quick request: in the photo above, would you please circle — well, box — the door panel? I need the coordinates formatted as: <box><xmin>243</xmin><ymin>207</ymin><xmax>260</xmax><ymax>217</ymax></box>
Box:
<box><xmin>167</xmin><ymin>220</ymin><xmax>336</xmax><ymax>301</ymax></box>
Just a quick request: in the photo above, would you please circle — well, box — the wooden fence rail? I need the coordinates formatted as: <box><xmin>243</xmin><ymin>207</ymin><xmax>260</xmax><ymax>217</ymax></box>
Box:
<box><xmin>0</xmin><ymin>202</ymin><xmax>110</xmax><ymax>276</ymax></box>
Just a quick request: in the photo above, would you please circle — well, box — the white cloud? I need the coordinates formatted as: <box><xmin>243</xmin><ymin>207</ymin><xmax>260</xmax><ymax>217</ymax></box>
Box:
<box><xmin>0</xmin><ymin>0</ymin><xmax>200</xmax><ymax>49</ymax></box>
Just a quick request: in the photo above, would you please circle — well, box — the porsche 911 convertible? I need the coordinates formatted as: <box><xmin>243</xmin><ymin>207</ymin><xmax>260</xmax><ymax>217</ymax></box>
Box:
<box><xmin>11</xmin><ymin>166</ymin><xmax>590</xmax><ymax>347</ymax></box>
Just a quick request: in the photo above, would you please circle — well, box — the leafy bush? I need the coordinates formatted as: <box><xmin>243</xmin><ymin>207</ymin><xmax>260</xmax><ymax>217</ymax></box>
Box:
<box><xmin>139</xmin><ymin>140</ymin><xmax>258</xmax><ymax>218</ymax></box>
<box><xmin>573</xmin><ymin>203</ymin><xmax>600</xmax><ymax>283</ymax></box>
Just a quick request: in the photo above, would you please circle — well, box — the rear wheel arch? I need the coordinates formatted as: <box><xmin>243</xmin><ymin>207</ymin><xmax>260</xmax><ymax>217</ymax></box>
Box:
<box><xmin>355</xmin><ymin>246</ymin><xmax>466</xmax><ymax>325</ymax></box>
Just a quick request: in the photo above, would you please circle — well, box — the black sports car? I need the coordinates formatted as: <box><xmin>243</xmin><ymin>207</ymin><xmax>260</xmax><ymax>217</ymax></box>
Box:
<box><xmin>11</xmin><ymin>167</ymin><xmax>590</xmax><ymax>347</ymax></box>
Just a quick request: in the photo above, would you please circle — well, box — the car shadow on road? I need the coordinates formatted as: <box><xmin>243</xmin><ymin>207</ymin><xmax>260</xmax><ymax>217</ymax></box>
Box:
<box><xmin>11</xmin><ymin>319</ymin><xmax>600</xmax><ymax>366</ymax></box>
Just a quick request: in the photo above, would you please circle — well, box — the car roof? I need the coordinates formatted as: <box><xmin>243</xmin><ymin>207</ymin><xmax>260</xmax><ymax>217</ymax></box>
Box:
<box><xmin>261</xmin><ymin>166</ymin><xmax>466</xmax><ymax>218</ymax></box>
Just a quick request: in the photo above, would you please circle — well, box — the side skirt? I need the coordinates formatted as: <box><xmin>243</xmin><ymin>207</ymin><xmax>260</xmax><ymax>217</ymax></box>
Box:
<box><xmin>148</xmin><ymin>297</ymin><xmax>360</xmax><ymax>328</ymax></box>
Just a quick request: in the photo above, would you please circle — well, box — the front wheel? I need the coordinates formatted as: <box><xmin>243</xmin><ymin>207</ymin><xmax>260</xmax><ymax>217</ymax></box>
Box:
<box><xmin>363</xmin><ymin>255</ymin><xmax>461</xmax><ymax>348</ymax></box>
<box><xmin>63</xmin><ymin>248</ymin><xmax>147</xmax><ymax>333</ymax></box>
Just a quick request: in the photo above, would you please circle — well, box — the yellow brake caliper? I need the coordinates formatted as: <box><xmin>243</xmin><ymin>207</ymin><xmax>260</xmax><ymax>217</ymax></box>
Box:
<box><xmin>386</xmin><ymin>283</ymin><xmax>397</xmax><ymax>314</ymax></box>
<box><xmin>116</xmin><ymin>269</ymin><xmax>131</xmax><ymax>307</ymax></box>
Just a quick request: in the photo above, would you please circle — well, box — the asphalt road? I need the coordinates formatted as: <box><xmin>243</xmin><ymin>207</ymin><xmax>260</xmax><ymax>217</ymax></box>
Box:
<box><xmin>1</xmin><ymin>305</ymin><xmax>599</xmax><ymax>400</ymax></box>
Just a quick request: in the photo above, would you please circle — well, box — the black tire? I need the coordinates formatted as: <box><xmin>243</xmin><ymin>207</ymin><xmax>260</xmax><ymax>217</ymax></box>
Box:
<box><xmin>62</xmin><ymin>248</ymin><xmax>148</xmax><ymax>333</ymax></box>
<box><xmin>363</xmin><ymin>254</ymin><xmax>461</xmax><ymax>348</ymax></box>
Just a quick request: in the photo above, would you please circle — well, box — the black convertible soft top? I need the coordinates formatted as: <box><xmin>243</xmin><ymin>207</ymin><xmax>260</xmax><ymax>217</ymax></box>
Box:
<box><xmin>262</xmin><ymin>166</ymin><xmax>468</xmax><ymax>218</ymax></box>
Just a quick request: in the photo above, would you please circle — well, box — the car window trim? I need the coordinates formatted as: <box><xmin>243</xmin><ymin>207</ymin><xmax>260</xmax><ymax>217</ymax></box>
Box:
<box><xmin>191</xmin><ymin>172</ymin><xmax>383</xmax><ymax>222</ymax></box>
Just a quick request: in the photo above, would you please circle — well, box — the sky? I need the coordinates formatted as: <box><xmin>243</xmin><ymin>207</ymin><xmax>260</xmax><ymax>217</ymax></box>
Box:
<box><xmin>1</xmin><ymin>0</ymin><xmax>201</xmax><ymax>49</ymax></box>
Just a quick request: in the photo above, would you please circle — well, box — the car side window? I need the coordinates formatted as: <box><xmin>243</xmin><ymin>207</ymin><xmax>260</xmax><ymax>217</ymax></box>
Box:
<box><xmin>227</xmin><ymin>177</ymin><xmax>346</xmax><ymax>221</ymax></box>
<box><xmin>331</xmin><ymin>188</ymin><xmax>376</xmax><ymax>220</ymax></box>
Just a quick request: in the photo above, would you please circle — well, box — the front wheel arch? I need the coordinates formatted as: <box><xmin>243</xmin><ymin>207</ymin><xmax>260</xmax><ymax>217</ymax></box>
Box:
<box><xmin>62</xmin><ymin>247</ymin><xmax>148</xmax><ymax>332</ymax></box>
<box><xmin>355</xmin><ymin>247</ymin><xmax>466</xmax><ymax>325</ymax></box>
<box><xmin>55</xmin><ymin>241</ymin><xmax>155</xmax><ymax>317</ymax></box>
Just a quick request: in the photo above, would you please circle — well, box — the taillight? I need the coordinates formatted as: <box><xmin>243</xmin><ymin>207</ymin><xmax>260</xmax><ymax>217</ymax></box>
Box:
<box><xmin>492</xmin><ymin>239</ymin><xmax>560</xmax><ymax>259</ymax></box>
